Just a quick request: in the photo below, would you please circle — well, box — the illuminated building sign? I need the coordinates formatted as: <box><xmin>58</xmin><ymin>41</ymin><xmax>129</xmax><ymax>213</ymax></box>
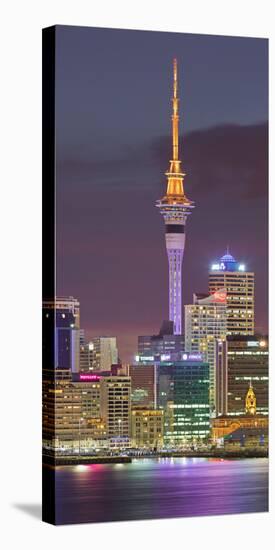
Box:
<box><xmin>79</xmin><ymin>374</ymin><xmax>101</xmax><ymax>381</ymax></box>
<box><xmin>213</xmin><ymin>290</ymin><xmax>227</xmax><ymax>303</ymax></box>
<box><xmin>135</xmin><ymin>352</ymin><xmax>204</xmax><ymax>363</ymax></box>
<box><xmin>161</xmin><ymin>354</ymin><xmax>171</xmax><ymax>361</ymax></box>
<box><xmin>211</xmin><ymin>262</ymin><xmax>246</xmax><ymax>272</ymax></box>
<box><xmin>182</xmin><ymin>353</ymin><xmax>203</xmax><ymax>361</ymax></box>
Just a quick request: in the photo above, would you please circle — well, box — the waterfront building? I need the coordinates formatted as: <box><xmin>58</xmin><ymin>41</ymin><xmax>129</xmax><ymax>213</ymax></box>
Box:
<box><xmin>211</xmin><ymin>384</ymin><xmax>268</xmax><ymax>450</ymax></box>
<box><xmin>43</xmin><ymin>296</ymin><xmax>80</xmax><ymax>372</ymax></box>
<box><xmin>227</xmin><ymin>335</ymin><xmax>268</xmax><ymax>416</ymax></box>
<box><xmin>131</xmin><ymin>408</ymin><xmax>164</xmax><ymax>449</ymax></box>
<box><xmin>157</xmin><ymin>356</ymin><xmax>210</xmax><ymax>444</ymax></box>
<box><xmin>100</xmin><ymin>376</ymin><xmax>131</xmax><ymax>445</ymax></box>
<box><xmin>185</xmin><ymin>290</ymin><xmax>227</xmax><ymax>413</ymax></box>
<box><xmin>72</xmin><ymin>372</ymin><xmax>101</xmax><ymax>418</ymax></box>
<box><xmin>90</xmin><ymin>336</ymin><xmax>118</xmax><ymax>371</ymax></box>
<box><xmin>43</xmin><ymin>373</ymin><xmax>105</xmax><ymax>451</ymax></box>
<box><xmin>223</xmin><ymin>427</ymin><xmax>268</xmax><ymax>451</ymax></box>
<box><xmin>209</xmin><ymin>251</ymin><xmax>254</xmax><ymax>335</ymax></box>
<box><xmin>156</xmin><ymin>59</ymin><xmax>194</xmax><ymax>335</ymax></box>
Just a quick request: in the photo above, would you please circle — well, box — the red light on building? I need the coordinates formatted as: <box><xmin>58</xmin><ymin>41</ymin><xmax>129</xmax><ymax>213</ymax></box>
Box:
<box><xmin>213</xmin><ymin>290</ymin><xmax>227</xmax><ymax>303</ymax></box>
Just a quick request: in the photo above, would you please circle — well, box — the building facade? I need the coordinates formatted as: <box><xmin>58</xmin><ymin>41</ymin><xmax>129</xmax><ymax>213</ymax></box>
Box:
<box><xmin>79</xmin><ymin>330</ymin><xmax>95</xmax><ymax>372</ymax></box>
<box><xmin>90</xmin><ymin>336</ymin><xmax>118</xmax><ymax>371</ymax></box>
<box><xmin>227</xmin><ymin>336</ymin><xmax>268</xmax><ymax>416</ymax></box>
<box><xmin>156</xmin><ymin>59</ymin><xmax>194</xmax><ymax>335</ymax></box>
<box><xmin>185</xmin><ymin>290</ymin><xmax>227</xmax><ymax>413</ymax></box>
<box><xmin>43</xmin><ymin>296</ymin><xmax>80</xmax><ymax>372</ymax></box>
<box><xmin>131</xmin><ymin>408</ymin><xmax>164</xmax><ymax>448</ymax></box>
<box><xmin>100</xmin><ymin>376</ymin><xmax>131</xmax><ymax>444</ymax></box>
<box><xmin>138</xmin><ymin>333</ymin><xmax>185</xmax><ymax>362</ymax></box>
<box><xmin>209</xmin><ymin>252</ymin><xmax>254</xmax><ymax>335</ymax></box>
<box><xmin>215</xmin><ymin>339</ymin><xmax>228</xmax><ymax>416</ymax></box>
<box><xmin>43</xmin><ymin>372</ymin><xmax>105</xmax><ymax>451</ymax></box>
<box><xmin>211</xmin><ymin>383</ymin><xmax>268</xmax><ymax>451</ymax></box>
<box><xmin>124</xmin><ymin>364</ymin><xmax>157</xmax><ymax>408</ymax></box>
<box><xmin>157</xmin><ymin>357</ymin><xmax>210</xmax><ymax>444</ymax></box>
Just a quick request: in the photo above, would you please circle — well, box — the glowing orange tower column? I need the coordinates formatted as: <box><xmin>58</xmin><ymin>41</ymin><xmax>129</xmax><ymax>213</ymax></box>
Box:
<box><xmin>156</xmin><ymin>59</ymin><xmax>194</xmax><ymax>335</ymax></box>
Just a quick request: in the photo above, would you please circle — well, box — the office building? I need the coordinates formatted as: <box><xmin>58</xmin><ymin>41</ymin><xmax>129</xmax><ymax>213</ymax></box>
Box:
<box><xmin>227</xmin><ymin>336</ymin><xmax>268</xmax><ymax>416</ymax></box>
<box><xmin>131</xmin><ymin>408</ymin><xmax>164</xmax><ymax>449</ymax></box>
<box><xmin>43</xmin><ymin>373</ymin><xmax>104</xmax><ymax>451</ymax></box>
<box><xmin>138</xmin><ymin>323</ymin><xmax>185</xmax><ymax>362</ymax></box>
<box><xmin>215</xmin><ymin>339</ymin><xmax>228</xmax><ymax>416</ymax></box>
<box><xmin>79</xmin><ymin>330</ymin><xmax>94</xmax><ymax>372</ymax></box>
<box><xmin>124</xmin><ymin>364</ymin><xmax>157</xmax><ymax>408</ymax></box>
<box><xmin>91</xmin><ymin>337</ymin><xmax>118</xmax><ymax>371</ymax></box>
<box><xmin>156</xmin><ymin>59</ymin><xmax>194</xmax><ymax>334</ymax></box>
<box><xmin>157</xmin><ymin>355</ymin><xmax>210</xmax><ymax>444</ymax></box>
<box><xmin>209</xmin><ymin>251</ymin><xmax>254</xmax><ymax>335</ymax></box>
<box><xmin>43</xmin><ymin>296</ymin><xmax>80</xmax><ymax>372</ymax></box>
<box><xmin>185</xmin><ymin>290</ymin><xmax>227</xmax><ymax>413</ymax></box>
<box><xmin>100</xmin><ymin>376</ymin><xmax>131</xmax><ymax>444</ymax></box>
<box><xmin>72</xmin><ymin>372</ymin><xmax>101</xmax><ymax>418</ymax></box>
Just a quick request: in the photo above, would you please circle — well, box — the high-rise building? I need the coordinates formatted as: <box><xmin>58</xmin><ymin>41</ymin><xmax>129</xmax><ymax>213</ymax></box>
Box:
<box><xmin>138</xmin><ymin>326</ymin><xmax>184</xmax><ymax>362</ymax></box>
<box><xmin>91</xmin><ymin>337</ymin><xmax>118</xmax><ymax>371</ymax></box>
<box><xmin>156</xmin><ymin>59</ymin><xmax>194</xmax><ymax>335</ymax></box>
<box><xmin>227</xmin><ymin>336</ymin><xmax>268</xmax><ymax>416</ymax></box>
<box><xmin>100</xmin><ymin>376</ymin><xmax>131</xmax><ymax>443</ymax></box>
<box><xmin>131</xmin><ymin>408</ymin><xmax>164</xmax><ymax>449</ymax></box>
<box><xmin>215</xmin><ymin>339</ymin><xmax>228</xmax><ymax>416</ymax></box>
<box><xmin>79</xmin><ymin>330</ymin><xmax>94</xmax><ymax>372</ymax></box>
<box><xmin>72</xmin><ymin>372</ymin><xmax>101</xmax><ymax>418</ymax></box>
<box><xmin>43</xmin><ymin>296</ymin><xmax>80</xmax><ymax>372</ymax></box>
<box><xmin>209</xmin><ymin>251</ymin><xmax>254</xmax><ymax>335</ymax></box>
<box><xmin>157</xmin><ymin>356</ymin><xmax>210</xmax><ymax>444</ymax></box>
<box><xmin>124</xmin><ymin>364</ymin><xmax>157</xmax><ymax>408</ymax></box>
<box><xmin>185</xmin><ymin>290</ymin><xmax>227</xmax><ymax>413</ymax></box>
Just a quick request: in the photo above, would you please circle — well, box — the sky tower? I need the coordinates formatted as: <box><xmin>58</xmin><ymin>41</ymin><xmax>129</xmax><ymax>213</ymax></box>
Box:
<box><xmin>156</xmin><ymin>59</ymin><xmax>194</xmax><ymax>335</ymax></box>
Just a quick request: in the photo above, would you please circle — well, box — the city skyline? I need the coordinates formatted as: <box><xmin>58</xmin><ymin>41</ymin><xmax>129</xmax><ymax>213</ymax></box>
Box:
<box><xmin>55</xmin><ymin>26</ymin><xmax>268</xmax><ymax>362</ymax></box>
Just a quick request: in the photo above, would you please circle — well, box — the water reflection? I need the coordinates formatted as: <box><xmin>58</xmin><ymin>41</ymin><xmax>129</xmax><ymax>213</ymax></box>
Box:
<box><xmin>48</xmin><ymin>457</ymin><xmax>268</xmax><ymax>525</ymax></box>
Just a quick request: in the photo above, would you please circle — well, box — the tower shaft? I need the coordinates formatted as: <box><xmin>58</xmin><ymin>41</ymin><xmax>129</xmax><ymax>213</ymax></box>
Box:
<box><xmin>156</xmin><ymin>59</ymin><xmax>194</xmax><ymax>335</ymax></box>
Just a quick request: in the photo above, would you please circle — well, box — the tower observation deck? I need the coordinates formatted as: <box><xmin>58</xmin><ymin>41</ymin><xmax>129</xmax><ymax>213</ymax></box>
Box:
<box><xmin>156</xmin><ymin>59</ymin><xmax>194</xmax><ymax>335</ymax></box>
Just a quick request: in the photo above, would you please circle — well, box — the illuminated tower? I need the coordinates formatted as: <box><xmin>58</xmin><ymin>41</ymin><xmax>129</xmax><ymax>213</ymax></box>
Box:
<box><xmin>245</xmin><ymin>380</ymin><xmax>257</xmax><ymax>416</ymax></box>
<box><xmin>156</xmin><ymin>59</ymin><xmax>194</xmax><ymax>334</ymax></box>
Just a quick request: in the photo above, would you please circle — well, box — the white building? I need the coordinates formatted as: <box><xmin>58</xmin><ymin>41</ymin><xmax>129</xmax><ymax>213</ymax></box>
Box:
<box><xmin>185</xmin><ymin>290</ymin><xmax>227</xmax><ymax>414</ymax></box>
<box><xmin>91</xmin><ymin>337</ymin><xmax>118</xmax><ymax>371</ymax></box>
<box><xmin>209</xmin><ymin>252</ymin><xmax>254</xmax><ymax>335</ymax></box>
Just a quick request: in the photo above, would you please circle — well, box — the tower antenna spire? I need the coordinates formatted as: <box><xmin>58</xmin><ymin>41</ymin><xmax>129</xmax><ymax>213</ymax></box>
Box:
<box><xmin>172</xmin><ymin>58</ymin><xmax>179</xmax><ymax>162</ymax></box>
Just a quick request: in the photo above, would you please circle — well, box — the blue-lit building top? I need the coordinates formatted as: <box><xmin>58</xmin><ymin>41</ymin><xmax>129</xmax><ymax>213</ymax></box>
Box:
<box><xmin>210</xmin><ymin>252</ymin><xmax>246</xmax><ymax>273</ymax></box>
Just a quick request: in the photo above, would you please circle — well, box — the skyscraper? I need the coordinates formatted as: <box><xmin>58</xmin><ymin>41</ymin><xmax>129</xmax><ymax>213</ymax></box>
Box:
<box><xmin>79</xmin><ymin>330</ymin><xmax>94</xmax><ymax>372</ymax></box>
<box><xmin>43</xmin><ymin>296</ymin><xmax>80</xmax><ymax>373</ymax></box>
<box><xmin>156</xmin><ymin>59</ymin><xmax>194</xmax><ymax>335</ymax></box>
<box><xmin>90</xmin><ymin>336</ymin><xmax>119</xmax><ymax>371</ymax></box>
<box><xmin>209</xmin><ymin>251</ymin><xmax>254</xmax><ymax>335</ymax></box>
<box><xmin>157</xmin><ymin>357</ymin><xmax>210</xmax><ymax>444</ymax></box>
<box><xmin>185</xmin><ymin>290</ymin><xmax>227</xmax><ymax>413</ymax></box>
<box><xmin>227</xmin><ymin>336</ymin><xmax>268</xmax><ymax>416</ymax></box>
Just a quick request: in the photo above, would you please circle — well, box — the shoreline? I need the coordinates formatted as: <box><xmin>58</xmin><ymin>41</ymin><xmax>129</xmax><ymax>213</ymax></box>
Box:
<box><xmin>43</xmin><ymin>449</ymin><xmax>268</xmax><ymax>466</ymax></box>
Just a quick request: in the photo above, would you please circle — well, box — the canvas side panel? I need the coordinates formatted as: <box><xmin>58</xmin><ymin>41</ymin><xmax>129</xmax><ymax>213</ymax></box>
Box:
<box><xmin>42</xmin><ymin>25</ymin><xmax>56</xmax><ymax>526</ymax></box>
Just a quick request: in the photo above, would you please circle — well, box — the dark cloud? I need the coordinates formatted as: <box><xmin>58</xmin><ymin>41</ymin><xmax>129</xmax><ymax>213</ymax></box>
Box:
<box><xmin>57</xmin><ymin>122</ymin><xmax>268</xmax><ymax>361</ymax></box>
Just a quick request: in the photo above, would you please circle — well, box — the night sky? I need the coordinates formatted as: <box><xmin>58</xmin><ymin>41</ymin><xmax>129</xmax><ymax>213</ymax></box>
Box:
<box><xmin>55</xmin><ymin>25</ymin><xmax>268</xmax><ymax>362</ymax></box>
